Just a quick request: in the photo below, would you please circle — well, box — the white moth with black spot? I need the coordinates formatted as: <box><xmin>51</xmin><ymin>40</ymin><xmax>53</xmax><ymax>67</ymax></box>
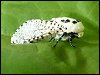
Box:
<box><xmin>11</xmin><ymin>17</ymin><xmax>84</xmax><ymax>47</ymax></box>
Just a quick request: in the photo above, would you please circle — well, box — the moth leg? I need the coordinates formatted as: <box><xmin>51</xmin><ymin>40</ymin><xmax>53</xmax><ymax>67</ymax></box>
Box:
<box><xmin>53</xmin><ymin>32</ymin><xmax>67</xmax><ymax>47</ymax></box>
<box><xmin>75</xmin><ymin>36</ymin><xmax>79</xmax><ymax>39</ymax></box>
<box><xmin>74</xmin><ymin>33</ymin><xmax>79</xmax><ymax>39</ymax></box>
<box><xmin>49</xmin><ymin>33</ymin><xmax>56</xmax><ymax>42</ymax></box>
<box><xmin>49</xmin><ymin>37</ymin><xmax>54</xmax><ymax>42</ymax></box>
<box><xmin>68</xmin><ymin>37</ymin><xmax>75</xmax><ymax>47</ymax></box>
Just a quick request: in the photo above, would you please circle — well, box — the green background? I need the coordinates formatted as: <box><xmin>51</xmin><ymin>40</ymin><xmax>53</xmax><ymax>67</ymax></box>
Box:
<box><xmin>1</xmin><ymin>1</ymin><xmax>99</xmax><ymax>74</ymax></box>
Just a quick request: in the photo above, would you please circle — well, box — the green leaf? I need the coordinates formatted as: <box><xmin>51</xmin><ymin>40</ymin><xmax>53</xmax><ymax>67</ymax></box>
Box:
<box><xmin>1</xmin><ymin>1</ymin><xmax>99</xmax><ymax>74</ymax></box>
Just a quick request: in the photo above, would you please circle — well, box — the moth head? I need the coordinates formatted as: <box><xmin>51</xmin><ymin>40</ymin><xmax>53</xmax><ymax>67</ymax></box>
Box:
<box><xmin>72</xmin><ymin>22</ymin><xmax>84</xmax><ymax>38</ymax></box>
<box><xmin>78</xmin><ymin>32</ymin><xmax>84</xmax><ymax>37</ymax></box>
<box><xmin>64</xmin><ymin>21</ymin><xmax>84</xmax><ymax>38</ymax></box>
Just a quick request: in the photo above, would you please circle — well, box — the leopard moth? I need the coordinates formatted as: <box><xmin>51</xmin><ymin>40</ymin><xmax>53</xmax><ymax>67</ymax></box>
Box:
<box><xmin>11</xmin><ymin>17</ymin><xmax>84</xmax><ymax>47</ymax></box>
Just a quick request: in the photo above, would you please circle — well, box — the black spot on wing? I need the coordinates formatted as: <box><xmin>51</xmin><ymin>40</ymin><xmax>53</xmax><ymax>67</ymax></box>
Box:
<box><xmin>50</xmin><ymin>21</ymin><xmax>53</xmax><ymax>22</ymax></box>
<box><xmin>36</xmin><ymin>39</ymin><xmax>38</xmax><ymax>41</ymax></box>
<box><xmin>48</xmin><ymin>32</ymin><xmax>51</xmax><ymax>35</ymax></box>
<box><xmin>56</xmin><ymin>31</ymin><xmax>59</xmax><ymax>33</ymax></box>
<box><xmin>61</xmin><ymin>25</ymin><xmax>63</xmax><ymax>27</ymax></box>
<box><xmin>28</xmin><ymin>39</ymin><xmax>34</xmax><ymax>43</ymax></box>
<box><xmin>55</xmin><ymin>21</ymin><xmax>57</xmax><ymax>23</ymax></box>
<box><xmin>41</xmin><ymin>35</ymin><xmax>44</xmax><ymax>39</ymax></box>
<box><xmin>45</xmin><ymin>20</ymin><xmax>48</xmax><ymax>23</ymax></box>
<box><xmin>76</xmin><ymin>20</ymin><xmax>80</xmax><ymax>22</ymax></box>
<box><xmin>48</xmin><ymin>26</ymin><xmax>50</xmax><ymax>28</ymax></box>
<box><xmin>65</xmin><ymin>28</ymin><xmax>67</xmax><ymax>30</ymax></box>
<box><xmin>30</xmin><ymin>41</ymin><xmax>34</xmax><ymax>43</ymax></box>
<box><xmin>41</xmin><ymin>20</ymin><xmax>43</xmax><ymax>23</ymax></box>
<box><xmin>33</xmin><ymin>38</ymin><xmax>35</xmax><ymax>40</ymax></box>
<box><xmin>59</xmin><ymin>28</ymin><xmax>62</xmax><ymax>30</ymax></box>
<box><xmin>37</xmin><ymin>37</ymin><xmax>39</xmax><ymax>39</ymax></box>
<box><xmin>72</xmin><ymin>21</ymin><xmax>77</xmax><ymax>24</ymax></box>
<box><xmin>65</xmin><ymin>19</ymin><xmax>70</xmax><ymax>23</ymax></box>
<box><xmin>61</xmin><ymin>20</ymin><xmax>65</xmax><ymax>22</ymax></box>
<box><xmin>52</xmin><ymin>27</ymin><xmax>54</xmax><ymax>28</ymax></box>
<box><xmin>50</xmin><ymin>29</ymin><xmax>52</xmax><ymax>30</ymax></box>
<box><xmin>61</xmin><ymin>19</ymin><xmax>70</xmax><ymax>23</ymax></box>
